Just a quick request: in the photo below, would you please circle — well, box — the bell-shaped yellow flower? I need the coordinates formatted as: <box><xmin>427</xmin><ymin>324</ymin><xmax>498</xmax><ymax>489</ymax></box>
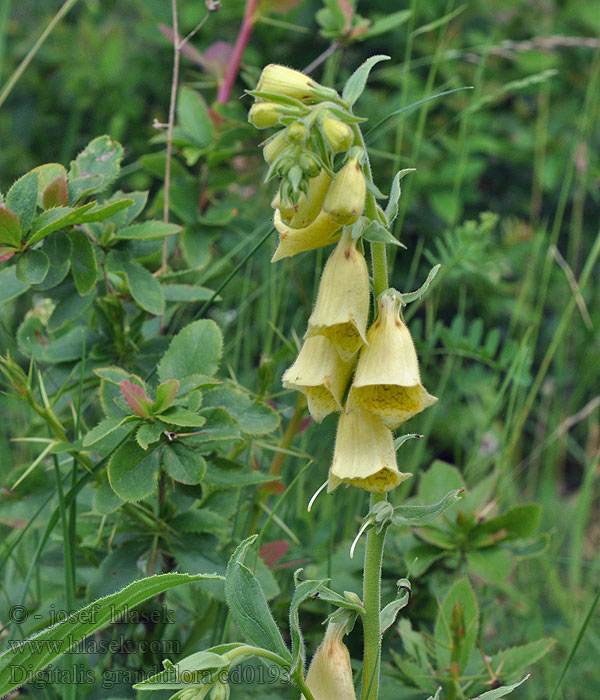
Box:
<box><xmin>306</xmin><ymin>230</ymin><xmax>369</xmax><ymax>362</ymax></box>
<box><xmin>301</xmin><ymin>621</ymin><xmax>356</xmax><ymax>700</ymax></box>
<box><xmin>347</xmin><ymin>293</ymin><xmax>437</xmax><ymax>428</ymax></box>
<box><xmin>282</xmin><ymin>336</ymin><xmax>352</xmax><ymax>422</ymax></box>
<box><xmin>277</xmin><ymin>169</ymin><xmax>331</xmax><ymax>229</ymax></box>
<box><xmin>272</xmin><ymin>209</ymin><xmax>341</xmax><ymax>261</ymax></box>
<box><xmin>323</xmin><ymin>156</ymin><xmax>366</xmax><ymax>225</ymax></box>
<box><xmin>328</xmin><ymin>408</ymin><xmax>411</xmax><ymax>493</ymax></box>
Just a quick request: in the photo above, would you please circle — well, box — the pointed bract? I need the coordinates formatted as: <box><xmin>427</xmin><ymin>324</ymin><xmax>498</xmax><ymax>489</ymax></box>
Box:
<box><xmin>328</xmin><ymin>408</ymin><xmax>411</xmax><ymax>493</ymax></box>
<box><xmin>301</xmin><ymin>621</ymin><xmax>356</xmax><ymax>700</ymax></box>
<box><xmin>272</xmin><ymin>209</ymin><xmax>341</xmax><ymax>261</ymax></box>
<box><xmin>306</xmin><ymin>230</ymin><xmax>370</xmax><ymax>361</ymax></box>
<box><xmin>347</xmin><ymin>293</ymin><xmax>437</xmax><ymax>428</ymax></box>
<box><xmin>282</xmin><ymin>336</ymin><xmax>352</xmax><ymax>422</ymax></box>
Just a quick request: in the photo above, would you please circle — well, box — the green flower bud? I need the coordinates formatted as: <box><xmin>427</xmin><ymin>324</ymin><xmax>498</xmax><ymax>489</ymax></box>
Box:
<box><xmin>299</xmin><ymin>152</ymin><xmax>321</xmax><ymax>177</ymax></box>
<box><xmin>321</xmin><ymin>116</ymin><xmax>354</xmax><ymax>153</ymax></box>
<box><xmin>248</xmin><ymin>102</ymin><xmax>282</xmax><ymax>129</ymax></box>
<box><xmin>286</xmin><ymin>121</ymin><xmax>307</xmax><ymax>144</ymax></box>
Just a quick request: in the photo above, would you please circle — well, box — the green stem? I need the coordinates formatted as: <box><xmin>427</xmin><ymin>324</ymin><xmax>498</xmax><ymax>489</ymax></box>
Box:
<box><xmin>361</xmin><ymin>492</ymin><xmax>387</xmax><ymax>700</ymax></box>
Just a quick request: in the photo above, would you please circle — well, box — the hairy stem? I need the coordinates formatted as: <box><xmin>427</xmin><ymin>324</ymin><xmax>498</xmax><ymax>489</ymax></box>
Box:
<box><xmin>361</xmin><ymin>492</ymin><xmax>387</xmax><ymax>700</ymax></box>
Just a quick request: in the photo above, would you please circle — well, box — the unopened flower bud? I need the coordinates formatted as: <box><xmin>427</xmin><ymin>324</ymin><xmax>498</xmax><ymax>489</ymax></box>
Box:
<box><xmin>321</xmin><ymin>116</ymin><xmax>354</xmax><ymax>153</ymax></box>
<box><xmin>257</xmin><ymin>64</ymin><xmax>336</xmax><ymax>103</ymax></box>
<box><xmin>282</xmin><ymin>336</ymin><xmax>352</xmax><ymax>422</ymax></box>
<box><xmin>347</xmin><ymin>293</ymin><xmax>437</xmax><ymax>428</ymax></box>
<box><xmin>328</xmin><ymin>408</ymin><xmax>411</xmax><ymax>493</ymax></box>
<box><xmin>248</xmin><ymin>102</ymin><xmax>283</xmax><ymax>129</ymax></box>
<box><xmin>263</xmin><ymin>131</ymin><xmax>288</xmax><ymax>164</ymax></box>
<box><xmin>301</xmin><ymin>621</ymin><xmax>356</xmax><ymax>700</ymax></box>
<box><xmin>286</xmin><ymin>121</ymin><xmax>307</xmax><ymax>144</ymax></box>
<box><xmin>278</xmin><ymin>169</ymin><xmax>331</xmax><ymax>229</ymax></box>
<box><xmin>299</xmin><ymin>152</ymin><xmax>321</xmax><ymax>177</ymax></box>
<box><xmin>323</xmin><ymin>157</ymin><xmax>366</xmax><ymax>225</ymax></box>
<box><xmin>306</xmin><ymin>230</ymin><xmax>369</xmax><ymax>361</ymax></box>
<box><xmin>272</xmin><ymin>209</ymin><xmax>341</xmax><ymax>261</ymax></box>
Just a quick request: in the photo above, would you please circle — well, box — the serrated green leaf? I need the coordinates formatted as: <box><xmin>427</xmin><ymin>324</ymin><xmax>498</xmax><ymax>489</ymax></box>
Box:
<box><xmin>157</xmin><ymin>407</ymin><xmax>206</xmax><ymax>427</ymax></box>
<box><xmin>48</xmin><ymin>289</ymin><xmax>94</xmax><ymax>331</ymax></box>
<box><xmin>0</xmin><ymin>206</ymin><xmax>21</xmax><ymax>246</ymax></box>
<box><xmin>42</xmin><ymin>174</ymin><xmax>69</xmax><ymax>209</ymax></box>
<box><xmin>114</xmin><ymin>220</ymin><xmax>181</xmax><ymax>240</ymax></box>
<box><xmin>78</xmin><ymin>198</ymin><xmax>134</xmax><ymax>223</ymax></box>
<box><xmin>31</xmin><ymin>163</ymin><xmax>67</xmax><ymax>208</ymax></box>
<box><xmin>158</xmin><ymin>319</ymin><xmax>223</xmax><ymax>382</ymax></box>
<box><xmin>27</xmin><ymin>203</ymin><xmax>96</xmax><ymax>246</ymax></box>
<box><xmin>6</xmin><ymin>171</ymin><xmax>38</xmax><ymax>232</ymax></box>
<box><xmin>94</xmin><ymin>366</ymin><xmax>132</xmax><ymax>385</ymax></box>
<box><xmin>178</xmin><ymin>87</ymin><xmax>213</xmax><ymax>147</ymax></box>
<box><xmin>103</xmin><ymin>190</ymin><xmax>148</xmax><ymax>227</ymax></box>
<box><xmin>0</xmin><ymin>572</ymin><xmax>221</xmax><ymax>697</ymax></box>
<box><xmin>107</xmin><ymin>250</ymin><xmax>164</xmax><ymax>314</ymax></box>
<box><xmin>225</xmin><ymin>536</ymin><xmax>291</xmax><ymax>662</ymax></box>
<box><xmin>16</xmin><ymin>249</ymin><xmax>49</xmax><ymax>284</ymax></box>
<box><xmin>342</xmin><ymin>55</ymin><xmax>390</xmax><ymax>107</ymax></box>
<box><xmin>108</xmin><ymin>440</ymin><xmax>160</xmax><ymax>501</ymax></box>
<box><xmin>153</xmin><ymin>379</ymin><xmax>180</xmax><ymax>413</ymax></box>
<box><xmin>162</xmin><ymin>443</ymin><xmax>206</xmax><ymax>484</ymax></box>
<box><xmin>83</xmin><ymin>416</ymin><xmax>130</xmax><ymax>447</ymax></box>
<box><xmin>93</xmin><ymin>474</ymin><xmax>124</xmax><ymax>515</ymax></box>
<box><xmin>136</xmin><ymin>421</ymin><xmax>165</xmax><ymax>450</ymax></box>
<box><xmin>203</xmin><ymin>460</ymin><xmax>277</xmax><ymax>490</ymax></box>
<box><xmin>68</xmin><ymin>135</ymin><xmax>123</xmax><ymax>195</ymax></box>
<box><xmin>69</xmin><ymin>229</ymin><xmax>98</xmax><ymax>295</ymax></box>
<box><xmin>490</xmin><ymin>640</ymin><xmax>553</xmax><ymax>685</ymax></box>
<box><xmin>434</xmin><ymin>578</ymin><xmax>479</xmax><ymax>674</ymax></box>
<box><xmin>203</xmin><ymin>384</ymin><xmax>279</xmax><ymax>436</ymax></box>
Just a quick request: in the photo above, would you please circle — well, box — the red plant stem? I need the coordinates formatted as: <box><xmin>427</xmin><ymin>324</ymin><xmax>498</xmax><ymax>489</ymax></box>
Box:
<box><xmin>216</xmin><ymin>0</ymin><xmax>257</xmax><ymax>103</ymax></box>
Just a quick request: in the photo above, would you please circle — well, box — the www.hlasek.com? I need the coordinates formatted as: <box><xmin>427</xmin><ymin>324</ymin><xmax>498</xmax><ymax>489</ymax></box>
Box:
<box><xmin>7</xmin><ymin>635</ymin><xmax>180</xmax><ymax>655</ymax></box>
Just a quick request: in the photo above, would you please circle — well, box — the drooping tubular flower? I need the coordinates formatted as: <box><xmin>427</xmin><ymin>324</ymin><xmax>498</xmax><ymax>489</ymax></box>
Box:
<box><xmin>282</xmin><ymin>336</ymin><xmax>352</xmax><ymax>423</ymax></box>
<box><xmin>323</xmin><ymin>155</ymin><xmax>366</xmax><ymax>226</ymax></box>
<box><xmin>274</xmin><ymin>169</ymin><xmax>332</xmax><ymax>229</ymax></box>
<box><xmin>347</xmin><ymin>293</ymin><xmax>437</xmax><ymax>428</ymax></box>
<box><xmin>328</xmin><ymin>408</ymin><xmax>411</xmax><ymax>493</ymax></box>
<box><xmin>272</xmin><ymin>209</ymin><xmax>341</xmax><ymax>261</ymax></box>
<box><xmin>301</xmin><ymin>621</ymin><xmax>356</xmax><ymax>700</ymax></box>
<box><xmin>306</xmin><ymin>229</ymin><xmax>370</xmax><ymax>362</ymax></box>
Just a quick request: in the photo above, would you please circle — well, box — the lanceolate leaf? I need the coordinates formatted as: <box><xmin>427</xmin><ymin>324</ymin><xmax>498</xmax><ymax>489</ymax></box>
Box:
<box><xmin>342</xmin><ymin>55</ymin><xmax>390</xmax><ymax>107</ymax></box>
<box><xmin>392</xmin><ymin>489</ymin><xmax>463</xmax><ymax>528</ymax></box>
<box><xmin>225</xmin><ymin>536</ymin><xmax>291</xmax><ymax>662</ymax></box>
<box><xmin>27</xmin><ymin>203</ymin><xmax>96</xmax><ymax>246</ymax></box>
<box><xmin>0</xmin><ymin>573</ymin><xmax>222</xmax><ymax>697</ymax></box>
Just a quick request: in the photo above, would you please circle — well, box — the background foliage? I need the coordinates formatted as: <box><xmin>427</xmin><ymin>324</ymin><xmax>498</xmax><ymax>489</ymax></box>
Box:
<box><xmin>0</xmin><ymin>1</ymin><xmax>599</xmax><ymax>699</ymax></box>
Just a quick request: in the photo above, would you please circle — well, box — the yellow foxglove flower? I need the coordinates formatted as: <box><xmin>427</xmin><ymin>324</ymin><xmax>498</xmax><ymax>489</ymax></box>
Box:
<box><xmin>323</xmin><ymin>156</ymin><xmax>366</xmax><ymax>225</ymax></box>
<box><xmin>301</xmin><ymin>621</ymin><xmax>356</xmax><ymax>700</ymax></box>
<box><xmin>306</xmin><ymin>230</ymin><xmax>369</xmax><ymax>362</ymax></box>
<box><xmin>248</xmin><ymin>102</ymin><xmax>282</xmax><ymax>129</ymax></box>
<box><xmin>282</xmin><ymin>336</ymin><xmax>352</xmax><ymax>422</ymax></box>
<box><xmin>347</xmin><ymin>293</ymin><xmax>437</xmax><ymax>428</ymax></box>
<box><xmin>278</xmin><ymin>170</ymin><xmax>331</xmax><ymax>229</ymax></box>
<box><xmin>321</xmin><ymin>115</ymin><xmax>354</xmax><ymax>153</ymax></box>
<box><xmin>328</xmin><ymin>408</ymin><xmax>411</xmax><ymax>493</ymax></box>
<box><xmin>272</xmin><ymin>209</ymin><xmax>341</xmax><ymax>261</ymax></box>
<box><xmin>257</xmin><ymin>64</ymin><xmax>335</xmax><ymax>102</ymax></box>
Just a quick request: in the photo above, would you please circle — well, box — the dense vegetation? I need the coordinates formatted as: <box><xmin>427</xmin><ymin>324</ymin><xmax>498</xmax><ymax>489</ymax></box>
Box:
<box><xmin>0</xmin><ymin>2</ymin><xmax>598</xmax><ymax>699</ymax></box>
